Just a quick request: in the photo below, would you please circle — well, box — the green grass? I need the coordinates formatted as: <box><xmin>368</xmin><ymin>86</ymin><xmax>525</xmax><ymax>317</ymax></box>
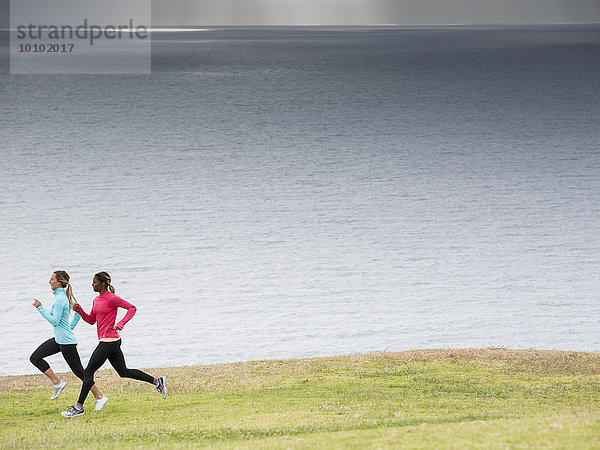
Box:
<box><xmin>1</xmin><ymin>349</ymin><xmax>599</xmax><ymax>448</ymax></box>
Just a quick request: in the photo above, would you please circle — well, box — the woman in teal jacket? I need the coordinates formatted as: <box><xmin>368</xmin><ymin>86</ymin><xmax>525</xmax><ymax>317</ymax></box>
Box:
<box><xmin>30</xmin><ymin>270</ymin><xmax>108</xmax><ymax>410</ymax></box>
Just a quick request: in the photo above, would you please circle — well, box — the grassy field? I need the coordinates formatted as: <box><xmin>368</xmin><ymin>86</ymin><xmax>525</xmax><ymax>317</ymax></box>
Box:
<box><xmin>1</xmin><ymin>349</ymin><xmax>599</xmax><ymax>448</ymax></box>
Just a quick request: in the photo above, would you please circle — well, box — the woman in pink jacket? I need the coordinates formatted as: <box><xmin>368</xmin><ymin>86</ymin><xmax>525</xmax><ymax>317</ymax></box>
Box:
<box><xmin>61</xmin><ymin>271</ymin><xmax>167</xmax><ymax>417</ymax></box>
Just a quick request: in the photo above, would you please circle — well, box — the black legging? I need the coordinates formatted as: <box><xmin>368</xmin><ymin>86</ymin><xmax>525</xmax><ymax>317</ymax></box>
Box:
<box><xmin>30</xmin><ymin>338</ymin><xmax>85</xmax><ymax>380</ymax></box>
<box><xmin>78</xmin><ymin>339</ymin><xmax>154</xmax><ymax>404</ymax></box>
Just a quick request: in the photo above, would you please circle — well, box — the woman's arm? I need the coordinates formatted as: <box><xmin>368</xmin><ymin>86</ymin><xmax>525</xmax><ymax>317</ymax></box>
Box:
<box><xmin>73</xmin><ymin>303</ymin><xmax>96</xmax><ymax>325</ymax></box>
<box><xmin>35</xmin><ymin>298</ymin><xmax>62</xmax><ymax>327</ymax></box>
<box><xmin>70</xmin><ymin>312</ymin><xmax>82</xmax><ymax>330</ymax></box>
<box><xmin>111</xmin><ymin>296</ymin><xmax>137</xmax><ymax>330</ymax></box>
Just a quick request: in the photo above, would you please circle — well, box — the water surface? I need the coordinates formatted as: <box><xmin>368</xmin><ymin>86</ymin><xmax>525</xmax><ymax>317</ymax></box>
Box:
<box><xmin>1</xmin><ymin>25</ymin><xmax>599</xmax><ymax>375</ymax></box>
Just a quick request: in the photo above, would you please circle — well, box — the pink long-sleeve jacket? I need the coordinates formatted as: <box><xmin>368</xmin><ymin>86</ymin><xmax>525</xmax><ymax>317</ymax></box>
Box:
<box><xmin>75</xmin><ymin>291</ymin><xmax>137</xmax><ymax>340</ymax></box>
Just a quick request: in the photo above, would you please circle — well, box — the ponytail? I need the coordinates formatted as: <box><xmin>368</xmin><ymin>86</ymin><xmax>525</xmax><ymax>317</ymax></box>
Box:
<box><xmin>107</xmin><ymin>283</ymin><xmax>116</xmax><ymax>293</ymax></box>
<box><xmin>65</xmin><ymin>283</ymin><xmax>78</xmax><ymax>311</ymax></box>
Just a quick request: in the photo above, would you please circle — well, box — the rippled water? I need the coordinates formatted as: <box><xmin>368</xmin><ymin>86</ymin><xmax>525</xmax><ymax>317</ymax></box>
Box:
<box><xmin>1</xmin><ymin>25</ymin><xmax>599</xmax><ymax>375</ymax></box>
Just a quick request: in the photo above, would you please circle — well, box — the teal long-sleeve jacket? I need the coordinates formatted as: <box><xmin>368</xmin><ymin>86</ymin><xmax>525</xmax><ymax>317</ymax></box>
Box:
<box><xmin>36</xmin><ymin>287</ymin><xmax>81</xmax><ymax>345</ymax></box>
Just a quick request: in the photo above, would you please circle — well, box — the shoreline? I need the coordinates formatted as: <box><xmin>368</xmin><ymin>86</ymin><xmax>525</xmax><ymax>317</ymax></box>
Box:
<box><xmin>2</xmin><ymin>347</ymin><xmax>598</xmax><ymax>388</ymax></box>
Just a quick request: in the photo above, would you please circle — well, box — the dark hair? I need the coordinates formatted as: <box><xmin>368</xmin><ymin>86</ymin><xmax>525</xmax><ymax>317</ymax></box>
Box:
<box><xmin>54</xmin><ymin>270</ymin><xmax>77</xmax><ymax>310</ymax></box>
<box><xmin>94</xmin><ymin>271</ymin><xmax>116</xmax><ymax>293</ymax></box>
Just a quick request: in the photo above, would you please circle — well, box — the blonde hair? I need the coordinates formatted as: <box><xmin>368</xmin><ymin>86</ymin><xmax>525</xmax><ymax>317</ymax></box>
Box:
<box><xmin>53</xmin><ymin>270</ymin><xmax>77</xmax><ymax>311</ymax></box>
<box><xmin>95</xmin><ymin>271</ymin><xmax>116</xmax><ymax>293</ymax></box>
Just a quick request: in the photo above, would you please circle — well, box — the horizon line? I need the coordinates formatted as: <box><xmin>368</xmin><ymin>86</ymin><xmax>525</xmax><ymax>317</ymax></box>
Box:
<box><xmin>1</xmin><ymin>22</ymin><xmax>599</xmax><ymax>32</ymax></box>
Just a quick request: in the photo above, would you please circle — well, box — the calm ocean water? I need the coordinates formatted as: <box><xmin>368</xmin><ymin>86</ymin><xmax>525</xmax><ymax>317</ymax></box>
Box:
<box><xmin>1</xmin><ymin>25</ymin><xmax>599</xmax><ymax>376</ymax></box>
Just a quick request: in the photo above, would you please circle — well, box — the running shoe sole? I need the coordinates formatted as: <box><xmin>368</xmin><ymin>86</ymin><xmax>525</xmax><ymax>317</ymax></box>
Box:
<box><xmin>157</xmin><ymin>376</ymin><xmax>168</xmax><ymax>399</ymax></box>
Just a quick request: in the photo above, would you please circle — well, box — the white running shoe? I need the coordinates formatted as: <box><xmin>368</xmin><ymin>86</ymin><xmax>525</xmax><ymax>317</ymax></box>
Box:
<box><xmin>61</xmin><ymin>405</ymin><xmax>84</xmax><ymax>417</ymax></box>
<box><xmin>156</xmin><ymin>376</ymin><xmax>167</xmax><ymax>399</ymax></box>
<box><xmin>94</xmin><ymin>395</ymin><xmax>109</xmax><ymax>411</ymax></box>
<box><xmin>51</xmin><ymin>380</ymin><xmax>66</xmax><ymax>400</ymax></box>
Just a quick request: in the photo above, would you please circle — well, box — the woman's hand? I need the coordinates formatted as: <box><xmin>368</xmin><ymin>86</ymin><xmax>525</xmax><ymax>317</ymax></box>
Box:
<box><xmin>112</xmin><ymin>325</ymin><xmax>122</xmax><ymax>331</ymax></box>
<box><xmin>72</xmin><ymin>302</ymin><xmax>80</xmax><ymax>310</ymax></box>
<box><xmin>32</xmin><ymin>299</ymin><xmax>42</xmax><ymax>308</ymax></box>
